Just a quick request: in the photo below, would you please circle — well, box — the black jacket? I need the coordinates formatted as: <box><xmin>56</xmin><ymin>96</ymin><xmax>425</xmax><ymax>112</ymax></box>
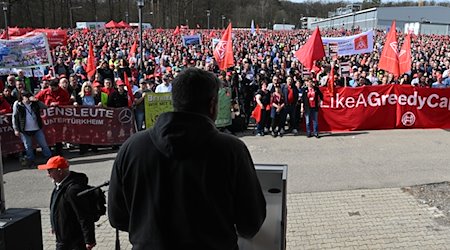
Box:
<box><xmin>12</xmin><ymin>101</ymin><xmax>45</xmax><ymax>133</ymax></box>
<box><xmin>109</xmin><ymin>112</ymin><xmax>266</xmax><ymax>250</ymax></box>
<box><xmin>300</xmin><ymin>86</ymin><xmax>323</xmax><ymax>113</ymax></box>
<box><xmin>107</xmin><ymin>90</ymin><xmax>128</xmax><ymax>108</ymax></box>
<box><xmin>281</xmin><ymin>82</ymin><xmax>300</xmax><ymax>107</ymax></box>
<box><xmin>50</xmin><ymin>171</ymin><xmax>95</xmax><ymax>249</ymax></box>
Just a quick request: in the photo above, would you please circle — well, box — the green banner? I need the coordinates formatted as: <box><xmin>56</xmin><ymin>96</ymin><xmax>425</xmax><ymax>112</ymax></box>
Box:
<box><xmin>101</xmin><ymin>92</ymin><xmax>109</xmax><ymax>106</ymax></box>
<box><xmin>144</xmin><ymin>92</ymin><xmax>173</xmax><ymax>128</ymax></box>
<box><xmin>215</xmin><ymin>87</ymin><xmax>232</xmax><ymax>128</ymax></box>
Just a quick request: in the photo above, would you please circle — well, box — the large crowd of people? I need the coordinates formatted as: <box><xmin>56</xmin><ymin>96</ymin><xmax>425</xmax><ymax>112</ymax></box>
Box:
<box><xmin>1</xmin><ymin>27</ymin><xmax>449</xmax><ymax>147</ymax></box>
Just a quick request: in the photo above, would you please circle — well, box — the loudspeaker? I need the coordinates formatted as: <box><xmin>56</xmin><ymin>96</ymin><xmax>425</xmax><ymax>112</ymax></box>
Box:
<box><xmin>238</xmin><ymin>164</ymin><xmax>288</xmax><ymax>250</ymax></box>
<box><xmin>0</xmin><ymin>208</ymin><xmax>43</xmax><ymax>250</ymax></box>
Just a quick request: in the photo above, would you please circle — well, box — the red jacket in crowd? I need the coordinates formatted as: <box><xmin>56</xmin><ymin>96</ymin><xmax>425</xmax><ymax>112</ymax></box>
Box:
<box><xmin>35</xmin><ymin>87</ymin><xmax>71</xmax><ymax>106</ymax></box>
<box><xmin>0</xmin><ymin>96</ymin><xmax>12</xmax><ymax>114</ymax></box>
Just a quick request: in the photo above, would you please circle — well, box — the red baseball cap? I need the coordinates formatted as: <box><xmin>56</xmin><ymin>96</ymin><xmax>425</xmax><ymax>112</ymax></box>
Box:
<box><xmin>116</xmin><ymin>79</ymin><xmax>125</xmax><ymax>86</ymax></box>
<box><xmin>92</xmin><ymin>81</ymin><xmax>102</xmax><ymax>87</ymax></box>
<box><xmin>37</xmin><ymin>156</ymin><xmax>69</xmax><ymax>170</ymax></box>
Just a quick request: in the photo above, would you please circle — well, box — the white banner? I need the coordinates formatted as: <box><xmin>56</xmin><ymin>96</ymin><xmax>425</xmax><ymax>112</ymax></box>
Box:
<box><xmin>0</xmin><ymin>33</ymin><xmax>52</xmax><ymax>69</ymax></box>
<box><xmin>322</xmin><ymin>30</ymin><xmax>374</xmax><ymax>56</ymax></box>
<box><xmin>0</xmin><ymin>67</ymin><xmax>46</xmax><ymax>77</ymax></box>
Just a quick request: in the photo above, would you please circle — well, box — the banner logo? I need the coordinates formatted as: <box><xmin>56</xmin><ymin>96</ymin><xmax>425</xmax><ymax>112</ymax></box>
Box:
<box><xmin>389</xmin><ymin>42</ymin><xmax>398</xmax><ymax>55</ymax></box>
<box><xmin>401</xmin><ymin>111</ymin><xmax>416</xmax><ymax>126</ymax></box>
<box><xmin>118</xmin><ymin>109</ymin><xmax>132</xmax><ymax>124</ymax></box>
<box><xmin>354</xmin><ymin>35</ymin><xmax>368</xmax><ymax>50</ymax></box>
<box><xmin>215</xmin><ymin>41</ymin><xmax>227</xmax><ymax>61</ymax></box>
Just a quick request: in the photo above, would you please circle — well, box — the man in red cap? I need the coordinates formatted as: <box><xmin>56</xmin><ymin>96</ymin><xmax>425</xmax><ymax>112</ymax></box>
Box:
<box><xmin>107</xmin><ymin>79</ymin><xmax>128</xmax><ymax>108</ymax></box>
<box><xmin>38</xmin><ymin>156</ymin><xmax>96</xmax><ymax>250</ymax></box>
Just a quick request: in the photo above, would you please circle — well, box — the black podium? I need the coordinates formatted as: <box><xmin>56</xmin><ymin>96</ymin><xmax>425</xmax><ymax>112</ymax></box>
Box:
<box><xmin>238</xmin><ymin>164</ymin><xmax>288</xmax><ymax>250</ymax></box>
<box><xmin>0</xmin><ymin>208</ymin><xmax>43</xmax><ymax>250</ymax></box>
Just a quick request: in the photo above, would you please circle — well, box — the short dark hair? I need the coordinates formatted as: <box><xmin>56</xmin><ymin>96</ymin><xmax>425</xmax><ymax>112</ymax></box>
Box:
<box><xmin>49</xmin><ymin>79</ymin><xmax>59</xmax><ymax>87</ymax></box>
<box><xmin>172</xmin><ymin>68</ymin><xmax>221</xmax><ymax>114</ymax></box>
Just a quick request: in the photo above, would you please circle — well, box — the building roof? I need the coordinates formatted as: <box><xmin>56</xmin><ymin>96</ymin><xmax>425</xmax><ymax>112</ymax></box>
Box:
<box><xmin>377</xmin><ymin>6</ymin><xmax>450</xmax><ymax>24</ymax></box>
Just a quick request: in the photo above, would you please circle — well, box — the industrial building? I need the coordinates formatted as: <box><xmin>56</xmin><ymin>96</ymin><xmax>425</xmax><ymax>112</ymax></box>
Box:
<box><xmin>309</xmin><ymin>6</ymin><xmax>450</xmax><ymax>35</ymax></box>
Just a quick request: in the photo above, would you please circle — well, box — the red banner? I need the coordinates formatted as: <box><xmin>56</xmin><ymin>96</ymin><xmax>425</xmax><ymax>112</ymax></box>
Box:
<box><xmin>33</xmin><ymin>29</ymin><xmax>68</xmax><ymax>47</ymax></box>
<box><xmin>320</xmin><ymin>85</ymin><xmax>450</xmax><ymax>131</ymax></box>
<box><xmin>0</xmin><ymin>106</ymin><xmax>135</xmax><ymax>155</ymax></box>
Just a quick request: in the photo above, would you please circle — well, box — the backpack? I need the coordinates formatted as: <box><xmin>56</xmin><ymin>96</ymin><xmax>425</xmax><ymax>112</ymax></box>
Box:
<box><xmin>86</xmin><ymin>185</ymin><xmax>107</xmax><ymax>222</ymax></box>
<box><xmin>72</xmin><ymin>184</ymin><xmax>107</xmax><ymax>222</ymax></box>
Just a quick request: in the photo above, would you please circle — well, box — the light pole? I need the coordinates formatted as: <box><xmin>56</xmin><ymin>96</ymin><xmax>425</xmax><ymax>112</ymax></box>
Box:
<box><xmin>206</xmin><ymin>10</ymin><xmax>210</xmax><ymax>30</ymax></box>
<box><xmin>125</xmin><ymin>11</ymin><xmax>129</xmax><ymax>23</ymax></box>
<box><xmin>149</xmin><ymin>11</ymin><xmax>153</xmax><ymax>28</ymax></box>
<box><xmin>1</xmin><ymin>2</ymin><xmax>8</xmax><ymax>39</ymax></box>
<box><xmin>221</xmin><ymin>15</ymin><xmax>225</xmax><ymax>29</ymax></box>
<box><xmin>69</xmin><ymin>6</ymin><xmax>82</xmax><ymax>28</ymax></box>
<box><xmin>137</xmin><ymin>0</ymin><xmax>144</xmax><ymax>73</ymax></box>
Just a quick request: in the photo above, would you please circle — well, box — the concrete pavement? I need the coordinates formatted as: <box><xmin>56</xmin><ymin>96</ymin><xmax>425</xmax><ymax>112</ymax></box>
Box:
<box><xmin>38</xmin><ymin>187</ymin><xmax>450</xmax><ymax>249</ymax></box>
<box><xmin>3</xmin><ymin>128</ymin><xmax>450</xmax><ymax>249</ymax></box>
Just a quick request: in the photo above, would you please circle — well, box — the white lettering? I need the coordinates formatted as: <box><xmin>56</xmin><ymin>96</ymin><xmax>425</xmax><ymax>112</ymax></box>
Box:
<box><xmin>367</xmin><ymin>92</ymin><xmax>380</xmax><ymax>107</ymax></box>
<box><xmin>345</xmin><ymin>97</ymin><xmax>355</xmax><ymax>108</ymax></box>
<box><xmin>439</xmin><ymin>97</ymin><xmax>448</xmax><ymax>109</ymax></box>
<box><xmin>427</xmin><ymin>94</ymin><xmax>439</xmax><ymax>108</ymax></box>
<box><xmin>398</xmin><ymin>94</ymin><xmax>407</xmax><ymax>105</ymax></box>
<box><xmin>335</xmin><ymin>94</ymin><xmax>345</xmax><ymax>108</ymax></box>
<box><xmin>418</xmin><ymin>96</ymin><xmax>427</xmax><ymax>110</ymax></box>
<box><xmin>407</xmin><ymin>91</ymin><xmax>418</xmax><ymax>106</ymax></box>
<box><xmin>380</xmin><ymin>94</ymin><xmax>390</xmax><ymax>105</ymax></box>
<box><xmin>356</xmin><ymin>94</ymin><xmax>367</xmax><ymax>107</ymax></box>
<box><xmin>0</xmin><ymin>115</ymin><xmax>8</xmax><ymax>125</ymax></box>
<box><xmin>388</xmin><ymin>94</ymin><xmax>397</xmax><ymax>105</ymax></box>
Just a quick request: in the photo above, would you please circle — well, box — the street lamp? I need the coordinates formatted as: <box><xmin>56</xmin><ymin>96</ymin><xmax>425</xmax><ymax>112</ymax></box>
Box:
<box><xmin>137</xmin><ymin>0</ymin><xmax>144</xmax><ymax>73</ymax></box>
<box><xmin>1</xmin><ymin>2</ymin><xmax>8</xmax><ymax>39</ymax></box>
<box><xmin>149</xmin><ymin>11</ymin><xmax>154</xmax><ymax>28</ymax></box>
<box><xmin>125</xmin><ymin>11</ymin><xmax>129</xmax><ymax>24</ymax></box>
<box><xmin>69</xmin><ymin>6</ymin><xmax>82</xmax><ymax>28</ymax></box>
<box><xmin>206</xmin><ymin>10</ymin><xmax>210</xmax><ymax>30</ymax></box>
<box><xmin>221</xmin><ymin>15</ymin><xmax>226</xmax><ymax>29</ymax></box>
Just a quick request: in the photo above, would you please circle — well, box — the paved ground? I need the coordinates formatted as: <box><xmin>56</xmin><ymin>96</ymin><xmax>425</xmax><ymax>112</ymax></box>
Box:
<box><xmin>2</xmin><ymin>128</ymin><xmax>450</xmax><ymax>249</ymax></box>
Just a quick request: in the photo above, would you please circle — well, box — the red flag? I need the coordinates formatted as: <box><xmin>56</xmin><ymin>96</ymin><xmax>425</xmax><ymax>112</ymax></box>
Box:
<box><xmin>123</xmin><ymin>72</ymin><xmax>135</xmax><ymax>107</ymax></box>
<box><xmin>379</xmin><ymin>21</ymin><xmax>400</xmax><ymax>77</ymax></box>
<box><xmin>251</xmin><ymin>105</ymin><xmax>262</xmax><ymax>123</ymax></box>
<box><xmin>128</xmin><ymin>40</ymin><xmax>137</xmax><ymax>60</ymax></box>
<box><xmin>213</xmin><ymin>23</ymin><xmax>234</xmax><ymax>71</ymax></box>
<box><xmin>328</xmin><ymin>66</ymin><xmax>335</xmax><ymax>96</ymax></box>
<box><xmin>173</xmin><ymin>26</ymin><xmax>180</xmax><ymax>35</ymax></box>
<box><xmin>399</xmin><ymin>33</ymin><xmax>412</xmax><ymax>75</ymax></box>
<box><xmin>294</xmin><ymin>27</ymin><xmax>325</xmax><ymax>71</ymax></box>
<box><xmin>86</xmin><ymin>41</ymin><xmax>96</xmax><ymax>79</ymax></box>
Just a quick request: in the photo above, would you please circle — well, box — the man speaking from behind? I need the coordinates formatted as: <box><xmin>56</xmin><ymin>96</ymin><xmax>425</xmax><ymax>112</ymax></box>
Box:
<box><xmin>108</xmin><ymin>68</ymin><xmax>266</xmax><ymax>249</ymax></box>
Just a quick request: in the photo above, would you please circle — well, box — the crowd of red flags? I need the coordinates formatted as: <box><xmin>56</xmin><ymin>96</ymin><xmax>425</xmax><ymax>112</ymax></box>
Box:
<box><xmin>378</xmin><ymin>20</ymin><xmax>412</xmax><ymax>77</ymax></box>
